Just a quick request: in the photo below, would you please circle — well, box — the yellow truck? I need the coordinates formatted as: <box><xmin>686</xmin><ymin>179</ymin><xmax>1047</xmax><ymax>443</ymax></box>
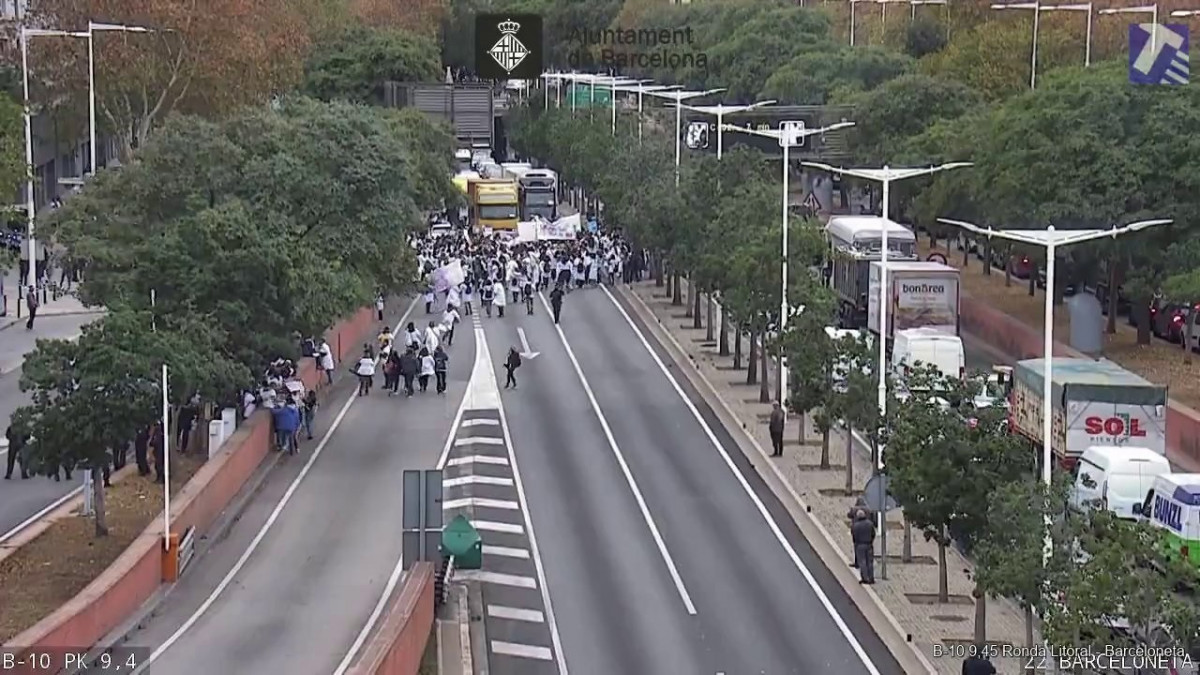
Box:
<box><xmin>468</xmin><ymin>178</ymin><xmax>519</xmax><ymax>232</ymax></box>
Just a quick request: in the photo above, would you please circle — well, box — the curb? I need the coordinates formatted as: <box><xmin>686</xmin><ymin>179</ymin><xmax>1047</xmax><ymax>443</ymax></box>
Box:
<box><xmin>617</xmin><ymin>283</ymin><xmax>939</xmax><ymax>675</ymax></box>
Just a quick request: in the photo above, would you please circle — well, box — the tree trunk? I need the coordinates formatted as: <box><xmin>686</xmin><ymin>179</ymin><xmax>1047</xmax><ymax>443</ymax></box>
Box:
<box><xmin>1028</xmin><ymin>261</ymin><xmax>1037</xmax><ymax>297</ymax></box>
<box><xmin>844</xmin><ymin>425</ymin><xmax>855</xmax><ymax>493</ymax></box>
<box><xmin>759</xmin><ymin>339</ymin><xmax>771</xmax><ymax>403</ymax></box>
<box><xmin>663</xmin><ymin>264</ymin><xmax>672</xmax><ymax>297</ymax></box>
<box><xmin>1005</xmin><ymin>249</ymin><xmax>1013</xmax><ymax>287</ymax></box>
<box><xmin>734</xmin><ymin>328</ymin><xmax>742</xmax><ymax>369</ymax></box>
<box><xmin>1136</xmin><ymin>295</ymin><xmax>1152</xmax><ymax>345</ymax></box>
<box><xmin>973</xmin><ymin>584</ymin><xmax>987</xmax><ymax>646</ymax></box>
<box><xmin>962</xmin><ymin>241</ymin><xmax>969</xmax><ymax>268</ymax></box>
<box><xmin>937</xmin><ymin>537</ymin><xmax>949</xmax><ymax>603</ymax></box>
<box><xmin>719</xmin><ymin>302</ymin><xmax>730</xmax><ymax>356</ymax></box>
<box><xmin>92</xmin><ymin>466</ymin><xmax>109</xmax><ymax>537</ymax></box>
<box><xmin>693</xmin><ymin>285</ymin><xmax>703</xmax><ymax>329</ymax></box>
<box><xmin>1024</xmin><ymin>605</ymin><xmax>1035</xmax><ymax>648</ymax></box>
<box><xmin>820</xmin><ymin>426</ymin><xmax>831</xmax><ymax>469</ymax></box>
<box><xmin>902</xmin><ymin>518</ymin><xmax>913</xmax><ymax>562</ymax></box>
<box><xmin>685</xmin><ymin>279</ymin><xmax>694</xmax><ymax>317</ymax></box>
<box><xmin>982</xmin><ymin>239</ymin><xmax>991</xmax><ymax>276</ymax></box>
<box><xmin>654</xmin><ymin>253</ymin><xmax>663</xmax><ymax>287</ymax></box>
<box><xmin>671</xmin><ymin>273</ymin><xmax>682</xmax><ymax>305</ymax></box>
<box><xmin>746</xmin><ymin>331</ymin><xmax>758</xmax><ymax>385</ymax></box>
<box><xmin>798</xmin><ymin>412</ymin><xmax>807</xmax><ymax>445</ymax></box>
<box><xmin>1106</xmin><ymin>260</ymin><xmax>1119</xmax><ymax>335</ymax></box>
<box><xmin>705</xmin><ymin>294</ymin><xmax>715</xmax><ymax>341</ymax></box>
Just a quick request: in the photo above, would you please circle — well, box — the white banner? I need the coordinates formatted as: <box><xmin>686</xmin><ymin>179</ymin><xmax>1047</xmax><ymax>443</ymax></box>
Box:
<box><xmin>432</xmin><ymin>260</ymin><xmax>465</xmax><ymax>293</ymax></box>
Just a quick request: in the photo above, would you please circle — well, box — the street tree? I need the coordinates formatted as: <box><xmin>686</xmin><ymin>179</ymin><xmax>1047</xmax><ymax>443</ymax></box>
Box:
<box><xmin>761</xmin><ymin>46</ymin><xmax>911</xmax><ymax>105</ymax></box>
<box><xmin>0</xmin><ymin>93</ymin><xmax>22</xmax><ymax>204</ymax></box>
<box><xmin>781</xmin><ymin>282</ymin><xmax>837</xmax><ymax>457</ymax></box>
<box><xmin>842</xmin><ymin>73</ymin><xmax>980</xmax><ymax>166</ymax></box>
<box><xmin>16</xmin><ymin>309</ymin><xmax>249</xmax><ymax>537</ymax></box>
<box><xmin>30</xmin><ymin>0</ymin><xmax>311</xmax><ymax>160</ymax></box>
<box><xmin>302</xmin><ymin>26</ymin><xmax>441</xmax><ymax>104</ymax></box>
<box><xmin>824</xmin><ymin>332</ymin><xmax>888</xmax><ymax>494</ymax></box>
<box><xmin>885</xmin><ymin>367</ymin><xmax>1030</xmax><ymax>610</ymax></box>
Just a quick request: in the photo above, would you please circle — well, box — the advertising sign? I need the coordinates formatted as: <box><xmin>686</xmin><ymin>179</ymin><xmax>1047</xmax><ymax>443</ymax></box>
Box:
<box><xmin>867</xmin><ymin>265</ymin><xmax>959</xmax><ymax>337</ymax></box>
<box><xmin>1009</xmin><ymin>382</ymin><xmax>1167</xmax><ymax>459</ymax></box>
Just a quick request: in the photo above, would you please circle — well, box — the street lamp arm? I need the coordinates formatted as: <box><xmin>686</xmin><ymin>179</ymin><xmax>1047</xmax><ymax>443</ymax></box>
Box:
<box><xmin>935</xmin><ymin>218</ymin><xmax>1052</xmax><ymax>247</ymax></box>
<box><xmin>1058</xmin><ymin>219</ymin><xmax>1174</xmax><ymax>246</ymax></box>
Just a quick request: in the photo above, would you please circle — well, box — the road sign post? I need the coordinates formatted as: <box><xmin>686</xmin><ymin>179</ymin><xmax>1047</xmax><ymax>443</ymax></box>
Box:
<box><xmin>402</xmin><ymin>469</ymin><xmax>444</xmax><ymax>569</ymax></box>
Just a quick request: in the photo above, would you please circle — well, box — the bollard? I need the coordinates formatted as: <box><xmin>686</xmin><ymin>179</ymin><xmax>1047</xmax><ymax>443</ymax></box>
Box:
<box><xmin>1</xmin><ymin>294</ymin><xmax>5</xmax><ymax>317</ymax></box>
<box><xmin>337</xmin><ymin>333</ymin><xmax>342</xmax><ymax>362</ymax></box>
<box><xmin>15</xmin><ymin>294</ymin><xmax>20</xmax><ymax>318</ymax></box>
<box><xmin>161</xmin><ymin>532</ymin><xmax>181</xmax><ymax>582</ymax></box>
<box><xmin>41</xmin><ymin>285</ymin><xmax>47</xmax><ymax>305</ymax></box>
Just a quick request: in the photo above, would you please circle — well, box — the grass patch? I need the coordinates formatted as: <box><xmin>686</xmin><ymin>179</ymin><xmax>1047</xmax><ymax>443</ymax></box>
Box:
<box><xmin>0</xmin><ymin>452</ymin><xmax>203</xmax><ymax>642</ymax></box>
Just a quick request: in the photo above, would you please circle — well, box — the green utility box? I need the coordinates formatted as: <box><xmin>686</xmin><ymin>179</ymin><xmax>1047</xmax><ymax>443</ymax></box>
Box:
<box><xmin>441</xmin><ymin>514</ymin><xmax>483</xmax><ymax>569</ymax></box>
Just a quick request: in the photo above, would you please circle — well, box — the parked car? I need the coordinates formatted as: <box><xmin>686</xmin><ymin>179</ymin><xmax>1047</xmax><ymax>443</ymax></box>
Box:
<box><xmin>1151</xmin><ymin>302</ymin><xmax>1190</xmax><ymax>342</ymax></box>
<box><xmin>1008</xmin><ymin>254</ymin><xmax>1035</xmax><ymax>279</ymax></box>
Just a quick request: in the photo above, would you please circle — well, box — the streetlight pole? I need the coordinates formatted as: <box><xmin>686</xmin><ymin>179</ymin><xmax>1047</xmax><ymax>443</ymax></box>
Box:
<box><xmin>606</xmin><ymin>77</ymin><xmax>648</xmax><ymax>136</ymax></box>
<box><xmin>642</xmin><ymin>88</ymin><xmax>726</xmax><ymax>186</ymax></box>
<box><xmin>850</xmin><ymin>0</ymin><xmax>868</xmax><ymax>45</ymax></box>
<box><xmin>19</xmin><ymin>27</ymin><xmax>89</xmax><ymax>293</ymax></box>
<box><xmin>909</xmin><ymin>0</ymin><xmax>948</xmax><ymax>21</ymax></box>
<box><xmin>802</xmin><ymin>162</ymin><xmax>973</xmax><ymax>434</ymax></box>
<box><xmin>87</xmin><ymin>22</ymin><xmax>155</xmax><ymax>177</ymax></box>
<box><xmin>1034</xmin><ymin>3</ymin><xmax>1094</xmax><ymax>66</ymax></box>
<box><xmin>990</xmin><ymin>2</ymin><xmax>1044</xmax><ymax>89</ymax></box>
<box><xmin>1100</xmin><ymin>5</ymin><xmax>1159</xmax><ymax>57</ymax></box>
<box><xmin>669</xmin><ymin>100</ymin><xmax>777</xmax><ymax>159</ymax></box>
<box><xmin>937</xmin><ymin>218</ymin><xmax>1172</xmax><ymax>492</ymax></box>
<box><xmin>720</xmin><ymin>122</ymin><xmax>856</xmax><ymax>405</ymax></box>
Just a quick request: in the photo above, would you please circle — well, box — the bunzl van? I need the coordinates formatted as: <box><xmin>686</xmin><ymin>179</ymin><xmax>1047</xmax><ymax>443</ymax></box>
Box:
<box><xmin>1137</xmin><ymin>474</ymin><xmax>1200</xmax><ymax>568</ymax></box>
<box><xmin>1008</xmin><ymin>358</ymin><xmax>1167</xmax><ymax>469</ymax></box>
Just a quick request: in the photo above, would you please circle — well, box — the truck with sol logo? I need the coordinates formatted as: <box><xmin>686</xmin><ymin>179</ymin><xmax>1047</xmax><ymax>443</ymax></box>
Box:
<box><xmin>1009</xmin><ymin>357</ymin><xmax>1168</xmax><ymax>469</ymax></box>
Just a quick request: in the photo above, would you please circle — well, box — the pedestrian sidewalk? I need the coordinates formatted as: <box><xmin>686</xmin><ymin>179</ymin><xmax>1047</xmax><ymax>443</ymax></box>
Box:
<box><xmin>623</xmin><ymin>279</ymin><xmax>1035</xmax><ymax>675</ymax></box>
<box><xmin>0</xmin><ymin>266</ymin><xmax>99</xmax><ymax>333</ymax></box>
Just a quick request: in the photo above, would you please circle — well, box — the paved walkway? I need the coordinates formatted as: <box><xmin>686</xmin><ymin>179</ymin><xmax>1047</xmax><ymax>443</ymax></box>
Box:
<box><xmin>0</xmin><ymin>267</ymin><xmax>96</xmax><ymax>334</ymax></box>
<box><xmin>626</xmin><ymin>279</ymin><xmax>1034</xmax><ymax>675</ymax></box>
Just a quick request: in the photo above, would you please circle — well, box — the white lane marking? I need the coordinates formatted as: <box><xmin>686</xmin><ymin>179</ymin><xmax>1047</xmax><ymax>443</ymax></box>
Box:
<box><xmin>600</xmin><ymin>286</ymin><xmax>882</xmax><ymax>675</ymax></box>
<box><xmin>0</xmin><ymin>485</ymin><xmax>83</xmax><ymax>545</ymax></box>
<box><xmin>444</xmin><ymin>475</ymin><xmax>513</xmax><ymax>488</ymax></box>
<box><xmin>140</xmin><ymin>298</ymin><xmax>421</xmax><ymax>671</ymax></box>
<box><xmin>480</xmin><ymin>319</ymin><xmax>570</xmax><ymax>674</ymax></box>
<box><xmin>443</xmin><ymin>497</ymin><xmax>519</xmax><ymax>511</ymax></box>
<box><xmin>473</xmin><ymin>520</ymin><xmax>524</xmax><ymax>535</ymax></box>
<box><xmin>483</xmin><ymin>545</ymin><xmax>530</xmax><ymax>559</ymax></box>
<box><xmin>492</xmin><ymin>641</ymin><xmax>553</xmax><ymax>661</ymax></box>
<box><xmin>535</xmin><ymin>291</ymin><xmax>698</xmax><ymax>616</ymax></box>
<box><xmin>461</xmin><ymin>418</ymin><xmax>500</xmax><ymax>428</ymax></box>
<box><xmin>335</xmin><ymin>298</ymin><xmax>472</xmax><ymax>675</ymax></box>
<box><xmin>454</xmin><ymin>436</ymin><xmax>504</xmax><ymax>446</ymax></box>
<box><xmin>488</xmin><ymin>605</ymin><xmax>545</xmax><ymax>623</ymax></box>
<box><xmin>457</xmin><ymin>570</ymin><xmax>537</xmax><ymax>589</ymax></box>
<box><xmin>447</xmin><ymin>455</ymin><xmax>509</xmax><ymax>467</ymax></box>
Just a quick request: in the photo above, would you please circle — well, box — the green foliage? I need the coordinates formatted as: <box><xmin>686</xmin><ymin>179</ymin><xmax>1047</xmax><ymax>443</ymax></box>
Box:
<box><xmin>0</xmin><ymin>93</ymin><xmax>23</xmax><ymax>205</ymax></box>
<box><xmin>302</xmin><ymin>25</ymin><xmax>442</xmax><ymax>104</ymax></box>
<box><xmin>904</xmin><ymin>15</ymin><xmax>948</xmax><ymax>59</ymax></box>
<box><xmin>763</xmin><ymin>46</ymin><xmax>913</xmax><ymax>105</ymax></box>
<box><xmin>842</xmin><ymin>73</ymin><xmax>980</xmax><ymax>165</ymax></box>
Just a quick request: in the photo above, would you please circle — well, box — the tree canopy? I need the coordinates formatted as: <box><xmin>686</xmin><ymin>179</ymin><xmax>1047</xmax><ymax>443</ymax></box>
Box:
<box><xmin>302</xmin><ymin>26</ymin><xmax>442</xmax><ymax>104</ymax></box>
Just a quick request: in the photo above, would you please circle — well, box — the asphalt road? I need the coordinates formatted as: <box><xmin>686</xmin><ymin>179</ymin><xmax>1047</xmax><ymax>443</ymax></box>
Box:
<box><xmin>0</xmin><ymin>314</ymin><xmax>104</xmax><ymax>540</ymax></box>
<box><xmin>480</xmin><ymin>286</ymin><xmax>905</xmax><ymax>675</ymax></box>
<box><xmin>126</xmin><ymin>302</ymin><xmax>474</xmax><ymax>674</ymax></box>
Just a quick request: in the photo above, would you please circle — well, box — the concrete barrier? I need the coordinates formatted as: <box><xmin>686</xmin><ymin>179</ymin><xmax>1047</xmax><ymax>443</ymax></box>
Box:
<box><xmin>346</xmin><ymin>563</ymin><xmax>436</xmax><ymax>675</ymax></box>
<box><xmin>1</xmin><ymin>305</ymin><xmax>379</xmax><ymax>671</ymax></box>
<box><xmin>960</xmin><ymin>295</ymin><xmax>1200</xmax><ymax>472</ymax></box>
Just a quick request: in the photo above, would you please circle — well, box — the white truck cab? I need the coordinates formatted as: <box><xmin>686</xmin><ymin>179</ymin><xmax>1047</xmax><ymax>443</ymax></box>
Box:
<box><xmin>892</xmin><ymin>327</ymin><xmax>965</xmax><ymax>382</ymax></box>
<box><xmin>1072</xmin><ymin>445</ymin><xmax>1171</xmax><ymax>519</ymax></box>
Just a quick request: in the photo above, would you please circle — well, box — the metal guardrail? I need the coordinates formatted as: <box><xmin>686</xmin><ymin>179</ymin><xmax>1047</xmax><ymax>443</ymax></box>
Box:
<box><xmin>436</xmin><ymin>554</ymin><xmax>456</xmax><ymax>607</ymax></box>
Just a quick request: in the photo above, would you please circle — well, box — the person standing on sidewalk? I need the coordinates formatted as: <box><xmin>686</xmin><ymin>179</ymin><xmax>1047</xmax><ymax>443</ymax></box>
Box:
<box><xmin>851</xmin><ymin>509</ymin><xmax>876</xmax><ymax>584</ymax></box>
<box><xmin>4</xmin><ymin>424</ymin><xmax>29</xmax><ymax>480</ymax></box>
<box><xmin>768</xmin><ymin>402</ymin><xmax>786</xmax><ymax>456</ymax></box>
<box><xmin>25</xmin><ymin>285</ymin><xmax>38</xmax><ymax>330</ymax></box>
<box><xmin>317</xmin><ymin>339</ymin><xmax>335</xmax><ymax>386</ymax></box>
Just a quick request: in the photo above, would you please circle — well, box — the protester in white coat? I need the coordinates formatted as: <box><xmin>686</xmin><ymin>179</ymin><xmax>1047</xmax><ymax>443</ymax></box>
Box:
<box><xmin>492</xmin><ymin>280</ymin><xmax>507</xmax><ymax>318</ymax></box>
<box><xmin>317</xmin><ymin>340</ymin><xmax>335</xmax><ymax>385</ymax></box>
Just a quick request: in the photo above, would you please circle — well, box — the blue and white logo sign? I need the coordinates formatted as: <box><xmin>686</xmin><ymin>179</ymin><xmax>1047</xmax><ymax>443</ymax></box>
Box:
<box><xmin>1129</xmin><ymin>23</ymin><xmax>1189</xmax><ymax>84</ymax></box>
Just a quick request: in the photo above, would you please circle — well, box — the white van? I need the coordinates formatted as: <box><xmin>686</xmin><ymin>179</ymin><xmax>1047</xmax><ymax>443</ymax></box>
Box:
<box><xmin>892</xmin><ymin>327</ymin><xmax>965</xmax><ymax>382</ymax></box>
<box><xmin>1072</xmin><ymin>446</ymin><xmax>1171</xmax><ymax>519</ymax></box>
<box><xmin>1136</xmin><ymin>474</ymin><xmax>1200</xmax><ymax>570</ymax></box>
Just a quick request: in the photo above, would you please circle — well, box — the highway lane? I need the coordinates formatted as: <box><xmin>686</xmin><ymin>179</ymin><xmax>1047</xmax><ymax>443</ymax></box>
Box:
<box><xmin>0</xmin><ymin>314</ymin><xmax>105</xmax><ymax>540</ymax></box>
<box><xmin>478</xmin><ymin>287</ymin><xmax>903</xmax><ymax>675</ymax></box>
<box><xmin>478</xmin><ymin>300</ymin><xmax>702</xmax><ymax>674</ymax></box>
<box><xmin>127</xmin><ymin>313</ymin><xmax>475</xmax><ymax>674</ymax></box>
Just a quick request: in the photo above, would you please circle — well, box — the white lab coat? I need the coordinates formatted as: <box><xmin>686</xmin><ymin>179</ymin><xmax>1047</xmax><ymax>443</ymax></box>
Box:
<box><xmin>492</xmin><ymin>282</ymin><xmax>507</xmax><ymax>307</ymax></box>
<box><xmin>424</xmin><ymin>327</ymin><xmax>440</xmax><ymax>352</ymax></box>
<box><xmin>318</xmin><ymin>343</ymin><xmax>335</xmax><ymax>371</ymax></box>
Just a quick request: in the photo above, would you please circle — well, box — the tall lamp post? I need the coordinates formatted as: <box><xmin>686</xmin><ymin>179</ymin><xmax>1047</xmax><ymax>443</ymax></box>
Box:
<box><xmin>850</xmin><ymin>0</ymin><xmax>870</xmax><ymax>45</ymax></box>
<box><xmin>801</xmin><ymin>163</ymin><xmax>972</xmax><ymax>443</ymax></box>
<box><xmin>87</xmin><ymin>22</ymin><xmax>155</xmax><ymax>177</ymax></box>
<box><xmin>990</xmin><ymin>2</ymin><xmax>1045</xmax><ymax>89</ymax></box>
<box><xmin>719</xmin><ymin>122</ymin><xmax>856</xmax><ymax>404</ymax></box>
<box><xmin>19</xmin><ymin>27</ymin><xmax>89</xmax><ymax>292</ymax></box>
<box><xmin>909</xmin><ymin>0</ymin><xmax>948</xmax><ymax>21</ymax></box>
<box><xmin>1099</xmin><ymin>5</ymin><xmax>1159</xmax><ymax>56</ymax></box>
<box><xmin>614</xmin><ymin>82</ymin><xmax>681</xmax><ymax>144</ymax></box>
<box><xmin>1041</xmin><ymin>3</ymin><xmax>1094</xmax><ymax>67</ymax></box>
<box><xmin>643</xmin><ymin>88</ymin><xmax>726</xmax><ymax>186</ymax></box>
<box><xmin>604</xmin><ymin>77</ymin><xmax>651</xmax><ymax>136</ymax></box>
<box><xmin>936</xmin><ymin>219</ymin><xmax>1171</xmax><ymax>491</ymax></box>
<box><xmin>667</xmin><ymin>100</ymin><xmax>776</xmax><ymax>159</ymax></box>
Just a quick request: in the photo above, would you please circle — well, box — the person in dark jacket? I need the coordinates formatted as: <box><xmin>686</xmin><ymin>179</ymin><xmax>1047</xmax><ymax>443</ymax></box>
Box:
<box><xmin>384</xmin><ymin>350</ymin><xmax>401</xmax><ymax>394</ymax></box>
<box><xmin>434</xmin><ymin>346</ymin><xmax>449</xmax><ymax>394</ymax></box>
<box><xmin>768</xmin><ymin>402</ymin><xmax>786</xmax><ymax>456</ymax></box>
<box><xmin>846</xmin><ymin>495</ymin><xmax>875</xmax><ymax>569</ymax></box>
<box><xmin>134</xmin><ymin>426</ymin><xmax>152</xmax><ymax>476</ymax></box>
<box><xmin>302</xmin><ymin>389</ymin><xmax>318</xmax><ymax>439</ymax></box>
<box><xmin>962</xmin><ymin>653</ymin><xmax>996</xmax><ymax>675</ymax></box>
<box><xmin>851</xmin><ymin>509</ymin><xmax>876</xmax><ymax>584</ymax></box>
<box><xmin>4</xmin><ymin>424</ymin><xmax>28</xmax><ymax>479</ymax></box>
<box><xmin>399</xmin><ymin>348</ymin><xmax>420</xmax><ymax>397</ymax></box>
<box><xmin>549</xmin><ymin>284</ymin><xmax>564</xmax><ymax>324</ymax></box>
<box><xmin>504</xmin><ymin>347</ymin><xmax>521</xmax><ymax>389</ymax></box>
<box><xmin>271</xmin><ymin>401</ymin><xmax>300</xmax><ymax>455</ymax></box>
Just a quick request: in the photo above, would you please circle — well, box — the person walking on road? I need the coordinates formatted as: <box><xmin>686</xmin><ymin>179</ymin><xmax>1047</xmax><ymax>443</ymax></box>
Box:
<box><xmin>503</xmin><ymin>347</ymin><xmax>522</xmax><ymax>389</ymax></box>
<box><xmin>399</xmin><ymin>347</ymin><xmax>419</xmax><ymax>397</ymax></box>
<box><xmin>302</xmin><ymin>389</ymin><xmax>318</xmax><ymax>440</ymax></box>
<box><xmin>272</xmin><ymin>400</ymin><xmax>300</xmax><ymax>455</ymax></box>
<box><xmin>481</xmin><ymin>281</ymin><xmax>494</xmax><ymax>317</ymax></box>
<box><xmin>549</xmin><ymin>283</ymin><xmax>564</xmax><ymax>324</ymax></box>
<box><xmin>383</xmin><ymin>350</ymin><xmax>401</xmax><ymax>394</ymax></box>
<box><xmin>441</xmin><ymin>305</ymin><xmax>461</xmax><ymax>346</ymax></box>
<box><xmin>4</xmin><ymin>424</ymin><xmax>29</xmax><ymax>480</ymax></box>
<box><xmin>492</xmin><ymin>279</ymin><xmax>507</xmax><ymax>318</ymax></box>
<box><xmin>376</xmin><ymin>294</ymin><xmax>386</xmax><ymax>322</ymax></box>
<box><xmin>134</xmin><ymin>426</ymin><xmax>151</xmax><ymax>476</ymax></box>
<box><xmin>317</xmin><ymin>339</ymin><xmax>335</xmax><ymax>385</ymax></box>
<box><xmin>25</xmin><ymin>285</ymin><xmax>38</xmax><ymax>330</ymax></box>
<box><xmin>354</xmin><ymin>349</ymin><xmax>376</xmax><ymax>396</ymax></box>
<box><xmin>768</xmin><ymin>402</ymin><xmax>786</xmax><ymax>456</ymax></box>
<box><xmin>418</xmin><ymin>347</ymin><xmax>434</xmax><ymax>392</ymax></box>
<box><xmin>851</xmin><ymin>509</ymin><xmax>876</xmax><ymax>584</ymax></box>
<box><xmin>434</xmin><ymin>345</ymin><xmax>449</xmax><ymax>394</ymax></box>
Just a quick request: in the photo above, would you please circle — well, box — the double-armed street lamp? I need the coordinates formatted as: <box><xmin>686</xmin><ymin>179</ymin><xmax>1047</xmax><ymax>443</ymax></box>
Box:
<box><xmin>1173</xmin><ymin>9</ymin><xmax>1200</xmax><ymax>17</ymax></box>
<box><xmin>909</xmin><ymin>0</ymin><xmax>948</xmax><ymax>21</ymax></box>
<box><xmin>801</xmin><ymin>162</ymin><xmax>972</xmax><ymax>463</ymax></box>
<box><xmin>603</xmin><ymin>77</ymin><xmax>652</xmax><ymax>136</ymax></box>
<box><xmin>1099</xmin><ymin>5</ymin><xmax>1159</xmax><ymax>56</ymax></box>
<box><xmin>720</xmin><ymin>121</ymin><xmax>856</xmax><ymax>403</ymax></box>
<box><xmin>936</xmin><ymin>219</ymin><xmax>1172</xmax><ymax>493</ymax></box>
<box><xmin>613</xmin><ymin>82</ymin><xmax>682</xmax><ymax>144</ymax></box>
<box><xmin>642</xmin><ymin>88</ymin><xmax>726</xmax><ymax>186</ymax></box>
<box><xmin>991</xmin><ymin>2</ymin><xmax>1094</xmax><ymax>88</ymax></box>
<box><xmin>666</xmin><ymin>100</ymin><xmax>776</xmax><ymax>159</ymax></box>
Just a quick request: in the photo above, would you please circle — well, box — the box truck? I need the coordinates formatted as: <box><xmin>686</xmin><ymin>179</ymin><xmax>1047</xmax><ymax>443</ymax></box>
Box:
<box><xmin>867</xmin><ymin>260</ymin><xmax>961</xmax><ymax>339</ymax></box>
